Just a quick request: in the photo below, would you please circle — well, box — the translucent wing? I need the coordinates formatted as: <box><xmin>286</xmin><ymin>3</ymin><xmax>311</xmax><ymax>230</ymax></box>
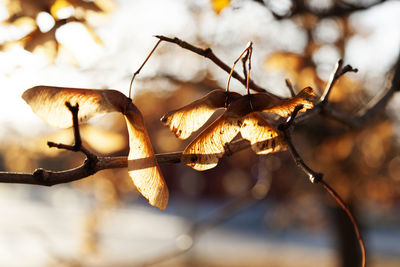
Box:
<box><xmin>125</xmin><ymin>105</ymin><xmax>169</xmax><ymax>210</ymax></box>
<box><xmin>23</xmin><ymin>85</ymin><xmax>168</xmax><ymax>210</ymax></box>
<box><xmin>240</xmin><ymin>112</ymin><xmax>286</xmax><ymax>154</ymax></box>
<box><xmin>161</xmin><ymin>89</ymin><xmax>241</xmax><ymax>139</ymax></box>
<box><xmin>22</xmin><ymin>85</ymin><xmax>126</xmax><ymax>128</ymax></box>
<box><xmin>182</xmin><ymin>113</ymin><xmax>241</xmax><ymax>171</ymax></box>
<box><xmin>263</xmin><ymin>87</ymin><xmax>316</xmax><ymax>117</ymax></box>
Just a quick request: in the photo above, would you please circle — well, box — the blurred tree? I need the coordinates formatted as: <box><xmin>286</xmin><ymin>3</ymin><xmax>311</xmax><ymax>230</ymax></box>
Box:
<box><xmin>0</xmin><ymin>0</ymin><xmax>399</xmax><ymax>266</ymax></box>
<box><xmin>0</xmin><ymin>0</ymin><xmax>114</xmax><ymax>61</ymax></box>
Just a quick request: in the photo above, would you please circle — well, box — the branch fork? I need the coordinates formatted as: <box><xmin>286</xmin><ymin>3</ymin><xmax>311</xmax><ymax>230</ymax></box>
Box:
<box><xmin>47</xmin><ymin>101</ymin><xmax>97</xmax><ymax>162</ymax></box>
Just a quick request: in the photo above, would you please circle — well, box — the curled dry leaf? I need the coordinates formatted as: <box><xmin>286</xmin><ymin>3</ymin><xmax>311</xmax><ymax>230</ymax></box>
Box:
<box><xmin>161</xmin><ymin>89</ymin><xmax>241</xmax><ymax>139</ymax></box>
<box><xmin>180</xmin><ymin>87</ymin><xmax>316</xmax><ymax>170</ymax></box>
<box><xmin>22</xmin><ymin>85</ymin><xmax>168</xmax><ymax>210</ymax></box>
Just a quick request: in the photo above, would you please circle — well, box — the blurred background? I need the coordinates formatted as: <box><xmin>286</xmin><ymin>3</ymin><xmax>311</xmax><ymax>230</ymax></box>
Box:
<box><xmin>1</xmin><ymin>0</ymin><xmax>400</xmax><ymax>266</ymax></box>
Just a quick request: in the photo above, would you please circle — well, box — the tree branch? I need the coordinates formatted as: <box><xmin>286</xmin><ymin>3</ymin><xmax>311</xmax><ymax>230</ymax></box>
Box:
<box><xmin>154</xmin><ymin>35</ymin><xmax>281</xmax><ymax>98</ymax></box>
<box><xmin>295</xmin><ymin>55</ymin><xmax>400</xmax><ymax>127</ymax></box>
<box><xmin>47</xmin><ymin>102</ymin><xmax>97</xmax><ymax>160</ymax></box>
<box><xmin>279</xmin><ymin>105</ymin><xmax>366</xmax><ymax>267</ymax></box>
<box><xmin>320</xmin><ymin>59</ymin><xmax>358</xmax><ymax>104</ymax></box>
<box><xmin>268</xmin><ymin>0</ymin><xmax>388</xmax><ymax>20</ymax></box>
<box><xmin>154</xmin><ymin>36</ymin><xmax>399</xmax><ymax>129</ymax></box>
<box><xmin>285</xmin><ymin>78</ymin><xmax>296</xmax><ymax>97</ymax></box>
<box><xmin>0</xmin><ymin>139</ymin><xmax>251</xmax><ymax>186</ymax></box>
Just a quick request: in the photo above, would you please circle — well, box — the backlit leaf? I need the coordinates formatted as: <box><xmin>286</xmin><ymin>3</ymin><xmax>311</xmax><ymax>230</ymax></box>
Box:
<box><xmin>22</xmin><ymin>85</ymin><xmax>126</xmax><ymax>128</ymax></box>
<box><xmin>161</xmin><ymin>89</ymin><xmax>241</xmax><ymax>139</ymax></box>
<box><xmin>125</xmin><ymin>106</ymin><xmax>168</xmax><ymax>210</ymax></box>
<box><xmin>263</xmin><ymin>87</ymin><xmax>317</xmax><ymax>117</ymax></box>
<box><xmin>22</xmin><ymin>85</ymin><xmax>168</xmax><ymax>210</ymax></box>
<box><xmin>182</xmin><ymin>113</ymin><xmax>241</xmax><ymax>171</ymax></box>
<box><xmin>240</xmin><ymin>112</ymin><xmax>286</xmax><ymax>154</ymax></box>
<box><xmin>179</xmin><ymin>87</ymin><xmax>315</xmax><ymax>170</ymax></box>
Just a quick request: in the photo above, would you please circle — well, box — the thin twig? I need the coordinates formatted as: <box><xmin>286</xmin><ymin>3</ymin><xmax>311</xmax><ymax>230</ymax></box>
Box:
<box><xmin>279</xmin><ymin>105</ymin><xmax>366</xmax><ymax>267</ymax></box>
<box><xmin>47</xmin><ymin>102</ymin><xmax>97</xmax><ymax>161</ymax></box>
<box><xmin>241</xmin><ymin>49</ymin><xmax>249</xmax><ymax>83</ymax></box>
<box><xmin>356</xmin><ymin>53</ymin><xmax>400</xmax><ymax>122</ymax></box>
<box><xmin>226</xmin><ymin>41</ymin><xmax>253</xmax><ymax>92</ymax></box>
<box><xmin>295</xmin><ymin>55</ymin><xmax>400</xmax><ymax>127</ymax></box>
<box><xmin>154</xmin><ymin>35</ymin><xmax>281</xmax><ymax>98</ymax></box>
<box><xmin>319</xmin><ymin>179</ymin><xmax>365</xmax><ymax>266</ymax></box>
<box><xmin>246</xmin><ymin>43</ymin><xmax>253</xmax><ymax>94</ymax></box>
<box><xmin>129</xmin><ymin>39</ymin><xmax>163</xmax><ymax>98</ymax></box>
<box><xmin>320</xmin><ymin>59</ymin><xmax>358</xmax><ymax>104</ymax></box>
<box><xmin>285</xmin><ymin>78</ymin><xmax>296</xmax><ymax>97</ymax></box>
<box><xmin>270</xmin><ymin>0</ymin><xmax>387</xmax><ymax>20</ymax></box>
<box><xmin>152</xmin><ymin>37</ymin><xmax>399</xmax><ymax>128</ymax></box>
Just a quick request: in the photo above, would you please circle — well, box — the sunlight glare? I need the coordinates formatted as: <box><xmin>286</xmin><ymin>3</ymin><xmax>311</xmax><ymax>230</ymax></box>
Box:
<box><xmin>36</xmin><ymin>12</ymin><xmax>55</xmax><ymax>33</ymax></box>
<box><xmin>55</xmin><ymin>22</ymin><xmax>104</xmax><ymax>67</ymax></box>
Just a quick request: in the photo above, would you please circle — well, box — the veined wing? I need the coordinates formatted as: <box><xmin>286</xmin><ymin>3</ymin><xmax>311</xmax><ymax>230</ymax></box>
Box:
<box><xmin>263</xmin><ymin>87</ymin><xmax>316</xmax><ymax>117</ymax></box>
<box><xmin>181</xmin><ymin>113</ymin><xmax>241</xmax><ymax>171</ymax></box>
<box><xmin>125</xmin><ymin>105</ymin><xmax>169</xmax><ymax>210</ymax></box>
<box><xmin>22</xmin><ymin>85</ymin><xmax>127</xmax><ymax>128</ymax></box>
<box><xmin>240</xmin><ymin>112</ymin><xmax>286</xmax><ymax>154</ymax></box>
<box><xmin>161</xmin><ymin>89</ymin><xmax>241</xmax><ymax>139</ymax></box>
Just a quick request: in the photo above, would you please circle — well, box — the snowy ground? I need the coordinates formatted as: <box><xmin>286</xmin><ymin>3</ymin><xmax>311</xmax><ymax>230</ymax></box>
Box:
<box><xmin>0</xmin><ymin>183</ymin><xmax>399</xmax><ymax>266</ymax></box>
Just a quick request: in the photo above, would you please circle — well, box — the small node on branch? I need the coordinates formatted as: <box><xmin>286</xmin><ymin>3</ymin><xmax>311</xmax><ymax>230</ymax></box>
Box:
<box><xmin>83</xmin><ymin>158</ymin><xmax>98</xmax><ymax>174</ymax></box>
<box><xmin>33</xmin><ymin>168</ymin><xmax>45</xmax><ymax>178</ymax></box>
<box><xmin>47</xmin><ymin>141</ymin><xmax>57</xmax><ymax>148</ymax></box>
<box><xmin>33</xmin><ymin>168</ymin><xmax>50</xmax><ymax>185</ymax></box>
<box><xmin>204</xmin><ymin>47</ymin><xmax>212</xmax><ymax>56</ymax></box>
<box><xmin>278</xmin><ymin>104</ymin><xmax>303</xmax><ymax>131</ymax></box>
<box><xmin>65</xmin><ymin>101</ymin><xmax>79</xmax><ymax>112</ymax></box>
<box><xmin>309</xmin><ymin>172</ymin><xmax>323</xmax><ymax>184</ymax></box>
<box><xmin>224</xmin><ymin>142</ymin><xmax>234</xmax><ymax>156</ymax></box>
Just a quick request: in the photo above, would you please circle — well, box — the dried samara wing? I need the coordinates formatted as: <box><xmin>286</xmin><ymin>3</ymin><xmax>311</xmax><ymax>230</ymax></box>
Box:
<box><xmin>125</xmin><ymin>107</ymin><xmax>168</xmax><ymax>210</ymax></box>
<box><xmin>262</xmin><ymin>87</ymin><xmax>316</xmax><ymax>117</ymax></box>
<box><xmin>240</xmin><ymin>112</ymin><xmax>286</xmax><ymax>154</ymax></box>
<box><xmin>180</xmin><ymin>87</ymin><xmax>316</xmax><ymax>171</ymax></box>
<box><xmin>181</xmin><ymin>112</ymin><xmax>241</xmax><ymax>171</ymax></box>
<box><xmin>22</xmin><ymin>86</ymin><xmax>129</xmax><ymax>128</ymax></box>
<box><xmin>161</xmin><ymin>89</ymin><xmax>241</xmax><ymax>139</ymax></box>
<box><xmin>23</xmin><ymin>85</ymin><xmax>168</xmax><ymax>210</ymax></box>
